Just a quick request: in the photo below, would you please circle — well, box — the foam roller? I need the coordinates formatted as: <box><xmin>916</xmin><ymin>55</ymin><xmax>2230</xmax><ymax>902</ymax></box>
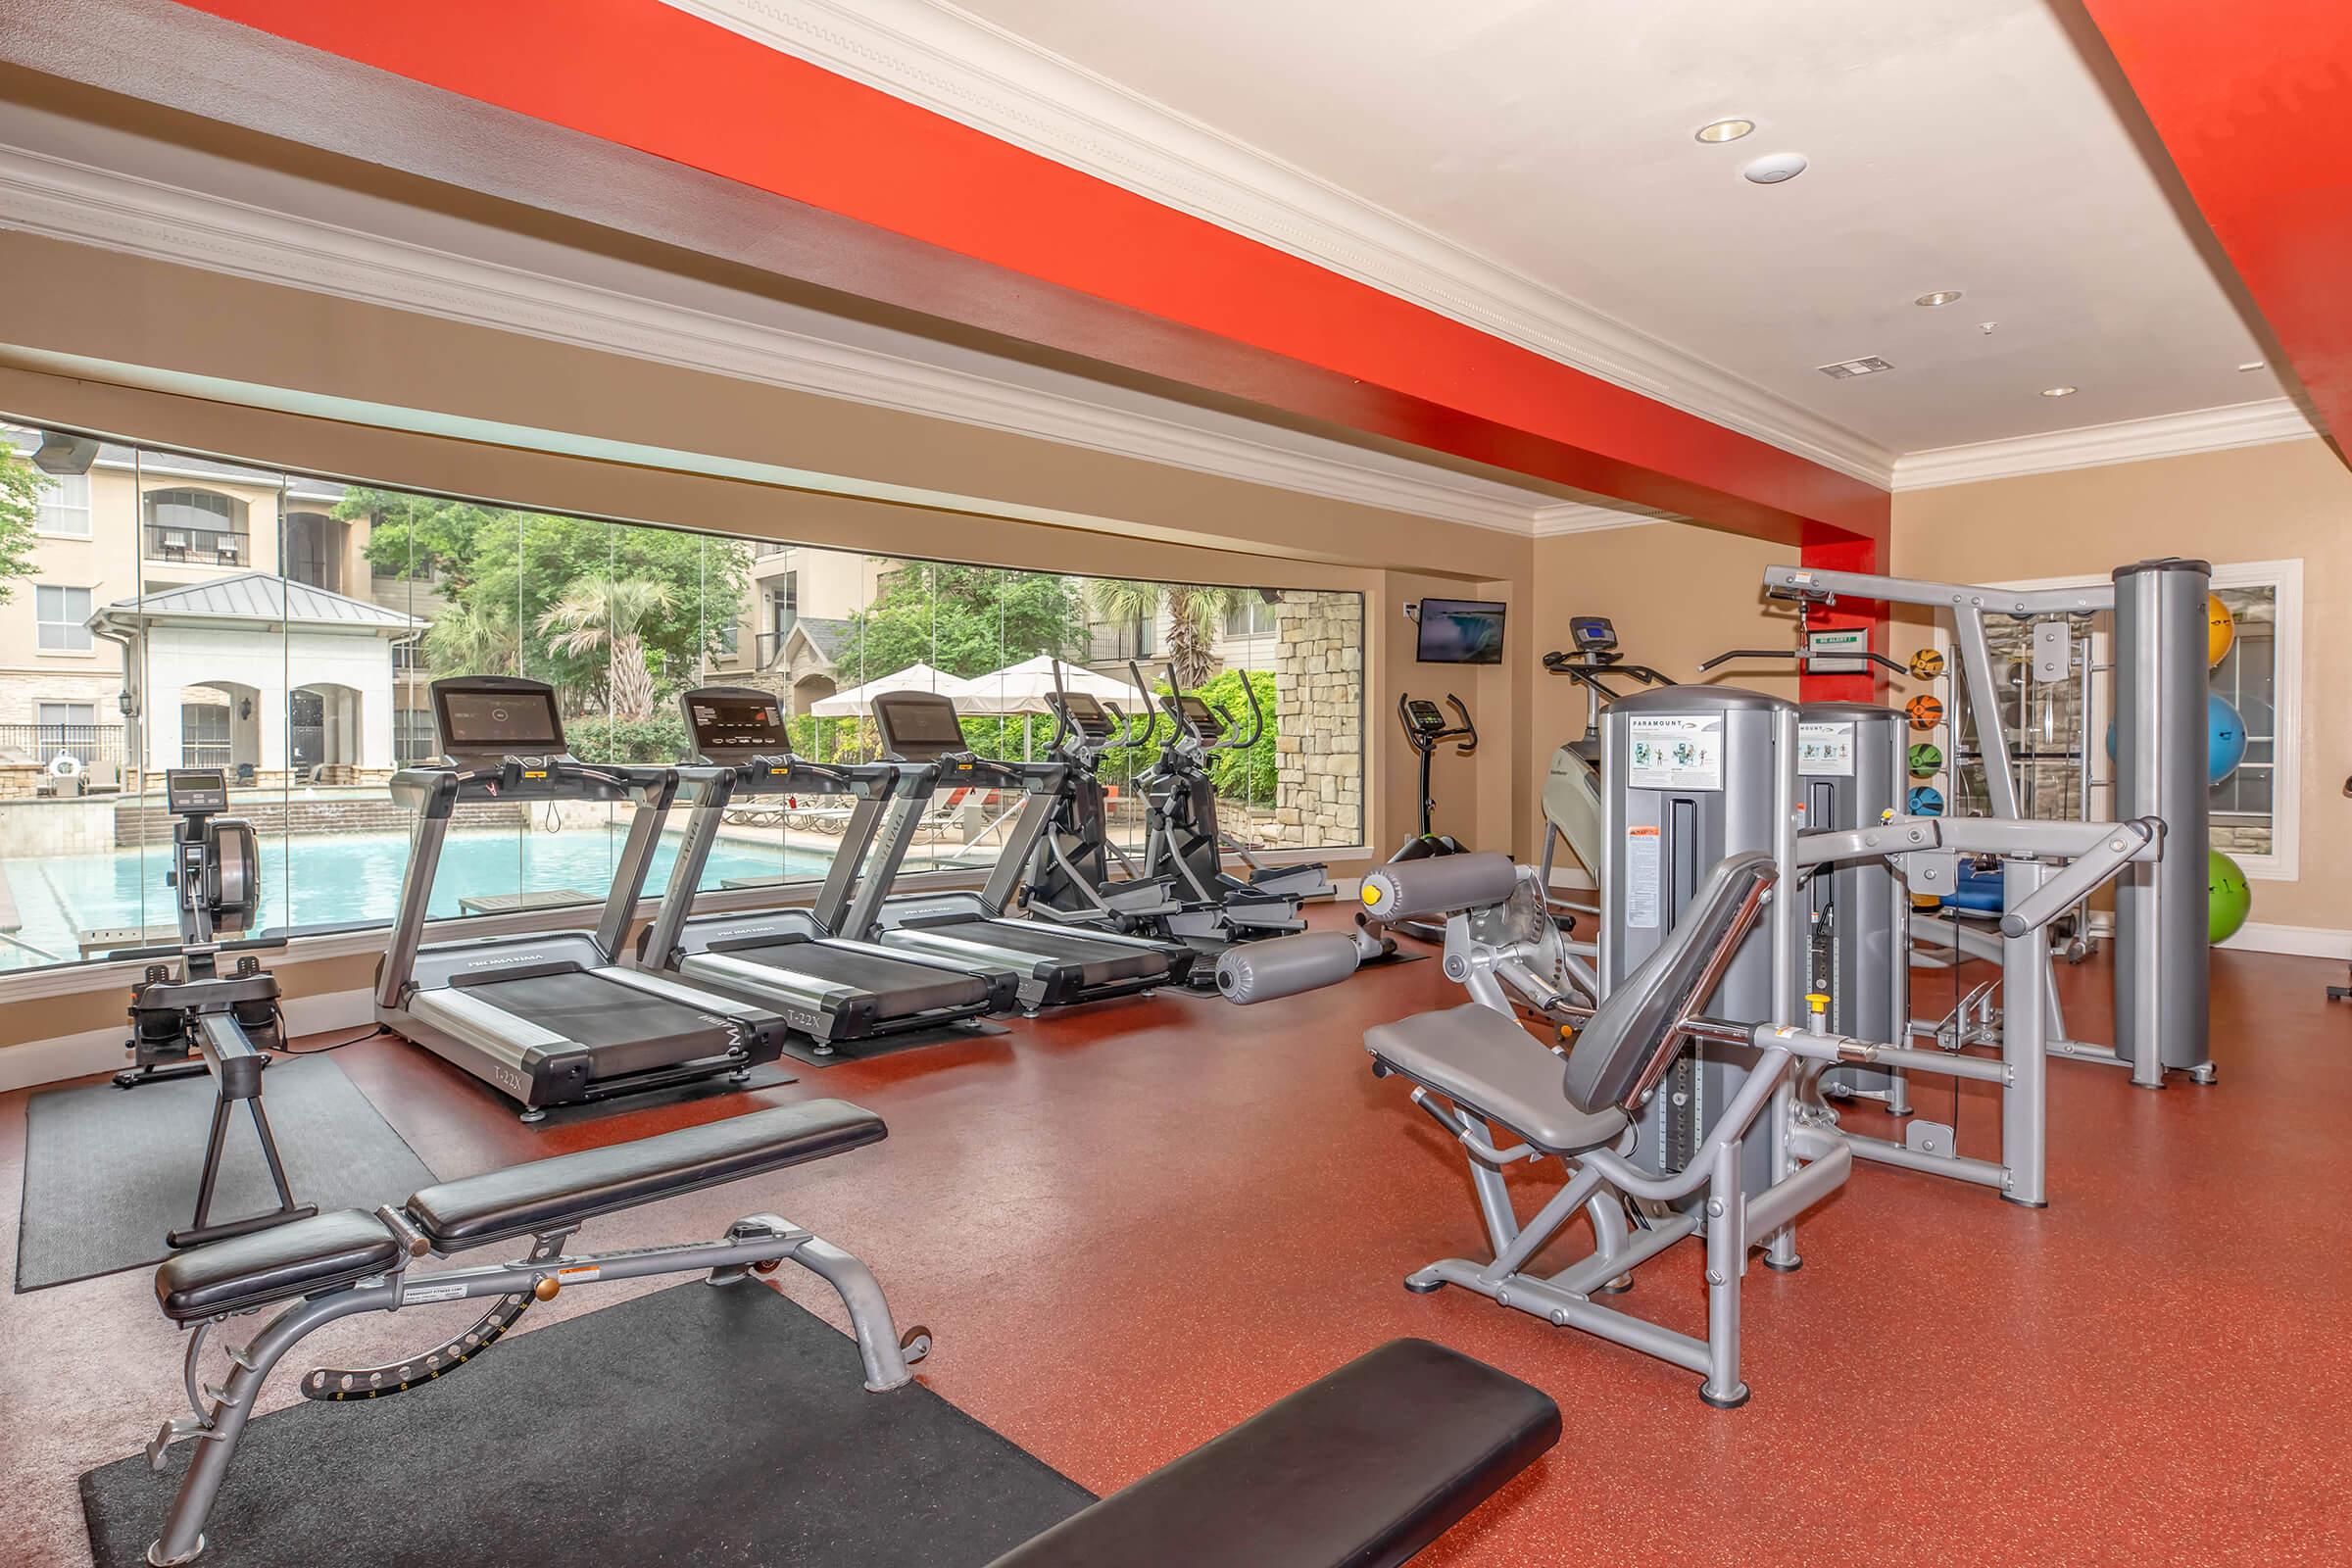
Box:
<box><xmin>1216</xmin><ymin>933</ymin><xmax>1363</xmax><ymax>1004</ymax></box>
<box><xmin>1360</xmin><ymin>854</ymin><xmax>1520</xmax><ymax>923</ymax></box>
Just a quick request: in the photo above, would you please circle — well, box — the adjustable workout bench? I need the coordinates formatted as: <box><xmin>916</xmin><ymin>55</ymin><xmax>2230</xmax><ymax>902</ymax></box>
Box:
<box><xmin>139</xmin><ymin>1101</ymin><xmax>924</xmax><ymax>1565</ymax></box>
<box><xmin>137</xmin><ymin>1101</ymin><xmax>1560</xmax><ymax>1567</ymax></box>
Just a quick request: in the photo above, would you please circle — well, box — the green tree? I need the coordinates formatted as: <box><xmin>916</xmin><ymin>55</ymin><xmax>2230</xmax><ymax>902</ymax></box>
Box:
<box><xmin>1086</xmin><ymin>578</ymin><xmax>1243</xmax><ymax>690</ymax></box>
<box><xmin>340</xmin><ymin>488</ymin><xmax>748</xmax><ymax>710</ymax></box>
<box><xmin>0</xmin><ymin>443</ymin><xmax>44</xmax><ymax>604</ymax></box>
<box><xmin>834</xmin><ymin>561</ymin><xmax>1088</xmax><ymax>681</ymax></box>
<box><xmin>539</xmin><ymin>577</ymin><xmax>673</xmax><ymax>721</ymax></box>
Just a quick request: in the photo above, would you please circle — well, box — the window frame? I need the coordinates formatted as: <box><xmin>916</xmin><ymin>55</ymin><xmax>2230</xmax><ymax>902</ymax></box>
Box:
<box><xmin>34</xmin><ymin>470</ymin><xmax>92</xmax><ymax>537</ymax></box>
<box><xmin>34</xmin><ymin>583</ymin><xmax>95</xmax><ymax>653</ymax></box>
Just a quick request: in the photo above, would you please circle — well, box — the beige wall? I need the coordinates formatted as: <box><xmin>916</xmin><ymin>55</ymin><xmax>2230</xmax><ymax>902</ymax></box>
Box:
<box><xmin>1526</xmin><ymin>522</ymin><xmax>1802</xmax><ymax>869</ymax></box>
<box><xmin>1892</xmin><ymin>437</ymin><xmax>2352</xmax><ymax>932</ymax></box>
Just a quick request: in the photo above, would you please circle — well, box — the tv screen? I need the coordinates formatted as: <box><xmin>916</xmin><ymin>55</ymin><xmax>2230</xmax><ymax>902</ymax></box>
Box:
<box><xmin>1417</xmin><ymin>599</ymin><xmax>1506</xmax><ymax>664</ymax></box>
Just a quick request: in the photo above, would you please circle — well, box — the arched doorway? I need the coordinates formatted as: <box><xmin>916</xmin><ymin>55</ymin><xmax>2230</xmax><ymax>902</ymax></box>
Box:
<box><xmin>289</xmin><ymin>683</ymin><xmax>361</xmax><ymax>772</ymax></box>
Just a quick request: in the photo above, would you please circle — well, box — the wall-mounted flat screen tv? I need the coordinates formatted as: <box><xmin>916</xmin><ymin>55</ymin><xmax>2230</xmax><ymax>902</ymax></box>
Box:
<box><xmin>1416</xmin><ymin>599</ymin><xmax>1506</xmax><ymax>664</ymax></box>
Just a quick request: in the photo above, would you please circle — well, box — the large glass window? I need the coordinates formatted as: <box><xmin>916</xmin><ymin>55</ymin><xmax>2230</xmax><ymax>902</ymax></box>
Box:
<box><xmin>0</xmin><ymin>418</ymin><xmax>1363</xmax><ymax>976</ymax></box>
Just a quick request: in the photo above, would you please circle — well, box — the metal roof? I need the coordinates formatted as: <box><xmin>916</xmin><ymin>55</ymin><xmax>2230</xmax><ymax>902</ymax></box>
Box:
<box><xmin>89</xmin><ymin>572</ymin><xmax>422</xmax><ymax>633</ymax></box>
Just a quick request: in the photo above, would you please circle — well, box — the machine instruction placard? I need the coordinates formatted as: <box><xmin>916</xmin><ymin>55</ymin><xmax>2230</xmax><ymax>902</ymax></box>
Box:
<box><xmin>1624</xmin><ymin>824</ymin><xmax>1661</xmax><ymax>928</ymax></box>
<box><xmin>1798</xmin><ymin>720</ymin><xmax>1856</xmax><ymax>776</ymax></box>
<box><xmin>1627</xmin><ymin>714</ymin><xmax>1723</xmax><ymax>791</ymax></box>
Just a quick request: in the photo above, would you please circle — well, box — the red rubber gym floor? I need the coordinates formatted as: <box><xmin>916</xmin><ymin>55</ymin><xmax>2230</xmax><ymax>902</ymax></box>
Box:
<box><xmin>5</xmin><ymin>920</ymin><xmax>2347</xmax><ymax>1566</ymax></box>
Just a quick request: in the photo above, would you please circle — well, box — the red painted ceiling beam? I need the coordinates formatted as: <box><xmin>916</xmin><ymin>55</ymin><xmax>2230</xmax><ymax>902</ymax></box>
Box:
<box><xmin>2080</xmin><ymin>0</ymin><xmax>2352</xmax><ymax>456</ymax></box>
<box><xmin>165</xmin><ymin>0</ymin><xmax>1886</xmax><ymax>549</ymax></box>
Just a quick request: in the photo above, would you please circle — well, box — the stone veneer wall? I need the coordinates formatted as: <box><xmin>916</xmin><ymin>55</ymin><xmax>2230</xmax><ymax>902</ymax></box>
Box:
<box><xmin>1270</xmin><ymin>591</ymin><xmax>1364</xmax><ymax>847</ymax></box>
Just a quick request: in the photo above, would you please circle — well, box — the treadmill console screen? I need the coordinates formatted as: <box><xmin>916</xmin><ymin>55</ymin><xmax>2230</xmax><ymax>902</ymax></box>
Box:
<box><xmin>1403</xmin><ymin>699</ymin><xmax>1447</xmax><ymax>735</ymax></box>
<box><xmin>436</xmin><ymin>684</ymin><xmax>564</xmax><ymax>752</ymax></box>
<box><xmin>165</xmin><ymin>768</ymin><xmax>228</xmax><ymax>815</ymax></box>
<box><xmin>1174</xmin><ymin>694</ymin><xmax>1222</xmax><ymax>738</ymax></box>
<box><xmin>874</xmin><ymin>692</ymin><xmax>969</xmax><ymax>757</ymax></box>
<box><xmin>1056</xmin><ymin>692</ymin><xmax>1111</xmax><ymax>738</ymax></box>
<box><xmin>686</xmin><ymin>694</ymin><xmax>792</xmax><ymax>753</ymax></box>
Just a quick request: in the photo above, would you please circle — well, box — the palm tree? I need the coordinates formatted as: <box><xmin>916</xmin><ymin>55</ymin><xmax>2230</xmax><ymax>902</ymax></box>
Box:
<box><xmin>423</xmin><ymin>599</ymin><xmax>523</xmax><ymax>678</ymax></box>
<box><xmin>537</xmin><ymin>577</ymin><xmax>674</xmax><ymax>721</ymax></box>
<box><xmin>1088</xmin><ymin>578</ymin><xmax>1243</xmax><ymax>690</ymax></box>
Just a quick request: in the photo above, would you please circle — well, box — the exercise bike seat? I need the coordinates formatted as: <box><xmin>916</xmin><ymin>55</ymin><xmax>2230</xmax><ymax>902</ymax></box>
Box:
<box><xmin>1368</xmin><ymin>1004</ymin><xmax>1627</xmax><ymax>1155</ymax></box>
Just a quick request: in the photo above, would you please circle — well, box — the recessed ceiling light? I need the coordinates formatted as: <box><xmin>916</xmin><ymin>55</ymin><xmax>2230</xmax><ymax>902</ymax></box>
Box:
<box><xmin>2041</xmin><ymin>385</ymin><xmax>2078</xmax><ymax>398</ymax></box>
<box><xmin>1819</xmin><ymin>356</ymin><xmax>1893</xmax><ymax>379</ymax></box>
<box><xmin>1742</xmin><ymin>152</ymin><xmax>1808</xmax><ymax>184</ymax></box>
<box><xmin>1695</xmin><ymin>118</ymin><xmax>1756</xmax><ymax>144</ymax></box>
<box><xmin>1915</xmin><ymin>290</ymin><xmax>1963</xmax><ymax>308</ymax></box>
<box><xmin>2237</xmin><ymin>361</ymin><xmax>2266</xmax><ymax>372</ymax></box>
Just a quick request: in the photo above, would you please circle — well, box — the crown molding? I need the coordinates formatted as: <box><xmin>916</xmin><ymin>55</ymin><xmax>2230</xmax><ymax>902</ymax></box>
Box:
<box><xmin>659</xmin><ymin>0</ymin><xmax>1897</xmax><ymax>489</ymax></box>
<box><xmin>1531</xmin><ymin>502</ymin><xmax>1669</xmax><ymax>537</ymax></box>
<box><xmin>1891</xmin><ymin>399</ymin><xmax>2319</xmax><ymax>490</ymax></box>
<box><xmin>0</xmin><ymin>144</ymin><xmax>1563</xmax><ymax>536</ymax></box>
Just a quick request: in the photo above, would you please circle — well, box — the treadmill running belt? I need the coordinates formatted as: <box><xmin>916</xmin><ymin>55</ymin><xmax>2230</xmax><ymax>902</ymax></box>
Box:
<box><xmin>457</xmin><ymin>971</ymin><xmax>740</xmax><ymax>1077</ymax></box>
<box><xmin>719</xmin><ymin>942</ymin><xmax>988</xmax><ymax>1019</ymax></box>
<box><xmin>944</xmin><ymin>922</ymin><xmax>1164</xmax><ymax>979</ymax></box>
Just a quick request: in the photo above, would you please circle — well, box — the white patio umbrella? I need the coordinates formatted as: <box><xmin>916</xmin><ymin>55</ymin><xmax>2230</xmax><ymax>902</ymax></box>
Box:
<box><xmin>955</xmin><ymin>654</ymin><xmax>1152</xmax><ymax>760</ymax></box>
<box><xmin>953</xmin><ymin>654</ymin><xmax>1150</xmax><ymax>716</ymax></box>
<box><xmin>808</xmin><ymin>662</ymin><xmax>975</xmax><ymax>716</ymax></box>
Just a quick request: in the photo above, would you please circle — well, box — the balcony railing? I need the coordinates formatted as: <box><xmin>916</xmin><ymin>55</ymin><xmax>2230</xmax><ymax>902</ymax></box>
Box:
<box><xmin>145</xmin><ymin>524</ymin><xmax>250</xmax><ymax>567</ymax></box>
<box><xmin>1</xmin><ymin>723</ymin><xmax>127</xmax><ymax>768</ymax></box>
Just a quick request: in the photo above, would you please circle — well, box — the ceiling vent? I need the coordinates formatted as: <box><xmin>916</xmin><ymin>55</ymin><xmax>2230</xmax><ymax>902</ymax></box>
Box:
<box><xmin>1817</xmin><ymin>356</ymin><xmax>1893</xmax><ymax>379</ymax></box>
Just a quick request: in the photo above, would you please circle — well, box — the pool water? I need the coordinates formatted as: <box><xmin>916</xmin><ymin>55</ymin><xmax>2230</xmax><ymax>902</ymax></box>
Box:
<box><xmin>0</xmin><ymin>826</ymin><xmax>830</xmax><ymax>972</ymax></box>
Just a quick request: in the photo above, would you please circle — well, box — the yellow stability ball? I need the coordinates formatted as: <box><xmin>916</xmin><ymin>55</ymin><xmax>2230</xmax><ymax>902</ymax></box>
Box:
<box><xmin>2207</xmin><ymin>594</ymin><xmax>2235</xmax><ymax>667</ymax></box>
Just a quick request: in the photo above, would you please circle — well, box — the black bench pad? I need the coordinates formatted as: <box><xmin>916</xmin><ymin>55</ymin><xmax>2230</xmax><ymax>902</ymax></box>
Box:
<box><xmin>983</xmin><ymin>1339</ymin><xmax>1559</xmax><ymax>1568</ymax></box>
<box><xmin>156</xmin><ymin>1208</ymin><xmax>401</xmax><ymax>1324</ymax></box>
<box><xmin>407</xmin><ymin>1100</ymin><xmax>885</xmax><ymax>1250</ymax></box>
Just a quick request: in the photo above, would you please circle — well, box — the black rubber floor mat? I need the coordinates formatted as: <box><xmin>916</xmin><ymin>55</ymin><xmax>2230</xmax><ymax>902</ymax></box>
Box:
<box><xmin>82</xmin><ymin>1281</ymin><xmax>1092</xmax><ymax>1567</ymax></box>
<box><xmin>17</xmin><ymin>1054</ymin><xmax>435</xmax><ymax>1292</ymax></box>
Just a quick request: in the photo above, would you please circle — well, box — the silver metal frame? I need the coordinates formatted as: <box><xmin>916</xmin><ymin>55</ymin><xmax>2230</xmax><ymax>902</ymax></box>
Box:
<box><xmin>142</xmin><ymin>1208</ymin><xmax>924</xmax><ymax>1565</ymax></box>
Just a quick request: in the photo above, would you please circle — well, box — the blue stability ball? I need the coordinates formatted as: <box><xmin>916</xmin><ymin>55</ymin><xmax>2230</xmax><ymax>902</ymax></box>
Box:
<box><xmin>1907</xmin><ymin>784</ymin><xmax>1944</xmax><ymax>817</ymax></box>
<box><xmin>2103</xmin><ymin>692</ymin><xmax>2249</xmax><ymax>786</ymax></box>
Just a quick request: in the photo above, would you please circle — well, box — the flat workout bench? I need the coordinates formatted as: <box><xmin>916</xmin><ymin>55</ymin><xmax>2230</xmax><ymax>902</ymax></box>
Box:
<box><xmin>140</xmin><ymin>1101</ymin><xmax>925</xmax><ymax>1565</ymax></box>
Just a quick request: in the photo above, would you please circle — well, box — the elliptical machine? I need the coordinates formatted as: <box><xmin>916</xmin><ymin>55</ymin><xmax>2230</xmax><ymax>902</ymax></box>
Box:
<box><xmin>1024</xmin><ymin>662</ymin><xmax>1201</xmax><ymax>947</ymax></box>
<box><xmin>118</xmin><ymin>768</ymin><xmax>316</xmax><ymax>1249</ymax></box>
<box><xmin>1130</xmin><ymin>660</ymin><xmax>1331</xmax><ymax>930</ymax></box>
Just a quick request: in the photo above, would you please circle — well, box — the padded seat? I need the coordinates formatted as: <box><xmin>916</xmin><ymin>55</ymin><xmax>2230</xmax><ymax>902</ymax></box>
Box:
<box><xmin>985</xmin><ymin>1339</ymin><xmax>1559</xmax><ymax>1568</ymax></box>
<box><xmin>1367</xmin><ymin>1004</ymin><xmax>1628</xmax><ymax>1155</ymax></box>
<box><xmin>155</xmin><ymin>1208</ymin><xmax>400</xmax><ymax>1324</ymax></box>
<box><xmin>407</xmin><ymin>1100</ymin><xmax>887</xmax><ymax>1250</ymax></box>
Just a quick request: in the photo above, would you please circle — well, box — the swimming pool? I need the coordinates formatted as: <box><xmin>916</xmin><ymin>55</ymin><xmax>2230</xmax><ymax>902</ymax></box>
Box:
<box><xmin>0</xmin><ymin>826</ymin><xmax>831</xmax><ymax>972</ymax></box>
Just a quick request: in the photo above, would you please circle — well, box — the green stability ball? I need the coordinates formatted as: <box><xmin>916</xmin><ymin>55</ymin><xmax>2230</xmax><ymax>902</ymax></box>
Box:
<box><xmin>2208</xmin><ymin>850</ymin><xmax>2252</xmax><ymax>944</ymax></box>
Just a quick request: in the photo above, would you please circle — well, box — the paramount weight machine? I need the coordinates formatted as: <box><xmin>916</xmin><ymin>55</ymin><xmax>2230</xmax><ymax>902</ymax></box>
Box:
<box><xmin>1762</xmin><ymin>559</ymin><xmax>2217</xmax><ymax>1089</ymax></box>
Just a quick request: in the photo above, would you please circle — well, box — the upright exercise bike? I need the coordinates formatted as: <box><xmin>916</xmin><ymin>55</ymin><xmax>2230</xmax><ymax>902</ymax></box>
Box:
<box><xmin>1368</xmin><ymin>694</ymin><xmax>1478</xmax><ymax>945</ymax></box>
<box><xmin>117</xmin><ymin>768</ymin><xmax>316</xmax><ymax>1249</ymax></box>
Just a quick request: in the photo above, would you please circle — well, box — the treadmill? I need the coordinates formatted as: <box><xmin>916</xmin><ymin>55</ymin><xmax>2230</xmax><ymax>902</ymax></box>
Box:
<box><xmin>620</xmin><ymin>685</ymin><xmax>1020</xmax><ymax>1052</ymax></box>
<box><xmin>844</xmin><ymin>689</ymin><xmax>1195</xmax><ymax>1014</ymax></box>
<box><xmin>376</xmin><ymin>675</ymin><xmax>790</xmax><ymax>1119</ymax></box>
